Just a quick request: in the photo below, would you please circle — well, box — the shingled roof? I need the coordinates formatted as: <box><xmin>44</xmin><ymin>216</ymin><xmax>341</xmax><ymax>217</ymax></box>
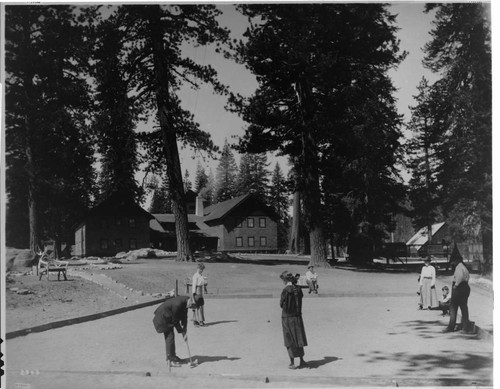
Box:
<box><xmin>203</xmin><ymin>194</ymin><xmax>253</xmax><ymax>223</ymax></box>
<box><xmin>84</xmin><ymin>192</ymin><xmax>154</xmax><ymax>219</ymax></box>
<box><xmin>151</xmin><ymin>193</ymin><xmax>278</xmax><ymax>230</ymax></box>
<box><xmin>152</xmin><ymin>214</ymin><xmax>210</xmax><ymax>230</ymax></box>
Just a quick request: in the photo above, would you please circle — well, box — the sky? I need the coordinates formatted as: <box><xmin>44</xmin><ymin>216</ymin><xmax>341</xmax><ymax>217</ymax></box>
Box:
<box><xmin>163</xmin><ymin>2</ymin><xmax>439</xmax><ymax>188</ymax></box>
<box><xmin>0</xmin><ymin>1</ymin><xmax>491</xmax><ymax>202</ymax></box>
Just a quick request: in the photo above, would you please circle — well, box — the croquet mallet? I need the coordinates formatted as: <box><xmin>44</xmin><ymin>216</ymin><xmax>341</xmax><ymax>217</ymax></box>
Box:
<box><xmin>184</xmin><ymin>335</ymin><xmax>198</xmax><ymax>368</ymax></box>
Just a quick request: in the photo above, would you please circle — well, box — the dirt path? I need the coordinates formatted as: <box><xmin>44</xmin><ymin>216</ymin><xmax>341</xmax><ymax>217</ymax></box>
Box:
<box><xmin>5</xmin><ymin>255</ymin><xmax>493</xmax><ymax>336</ymax></box>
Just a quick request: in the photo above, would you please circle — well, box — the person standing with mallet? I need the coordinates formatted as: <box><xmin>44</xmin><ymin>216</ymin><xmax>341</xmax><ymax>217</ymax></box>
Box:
<box><xmin>153</xmin><ymin>295</ymin><xmax>191</xmax><ymax>368</ymax></box>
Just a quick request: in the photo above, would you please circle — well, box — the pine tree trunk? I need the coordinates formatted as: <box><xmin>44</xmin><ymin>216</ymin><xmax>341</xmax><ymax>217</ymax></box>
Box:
<box><xmin>26</xmin><ymin>122</ymin><xmax>39</xmax><ymax>255</ymax></box>
<box><xmin>329</xmin><ymin>240</ymin><xmax>337</xmax><ymax>265</ymax></box>
<box><xmin>293</xmin><ymin>78</ymin><xmax>329</xmax><ymax>267</ymax></box>
<box><xmin>53</xmin><ymin>239</ymin><xmax>62</xmax><ymax>259</ymax></box>
<box><xmin>301</xmin><ymin>158</ymin><xmax>328</xmax><ymax>267</ymax></box>
<box><xmin>147</xmin><ymin>6</ymin><xmax>192</xmax><ymax>261</ymax></box>
<box><xmin>481</xmin><ymin>227</ymin><xmax>492</xmax><ymax>274</ymax></box>
<box><xmin>309</xmin><ymin>226</ymin><xmax>327</xmax><ymax>266</ymax></box>
<box><xmin>425</xmin><ymin>140</ymin><xmax>432</xmax><ymax>261</ymax></box>
<box><xmin>289</xmin><ymin>191</ymin><xmax>300</xmax><ymax>253</ymax></box>
<box><xmin>28</xmin><ymin>185</ymin><xmax>40</xmax><ymax>254</ymax></box>
<box><xmin>21</xmin><ymin>18</ymin><xmax>40</xmax><ymax>256</ymax></box>
<box><xmin>302</xmin><ymin>222</ymin><xmax>311</xmax><ymax>255</ymax></box>
<box><xmin>299</xmin><ymin>128</ymin><xmax>328</xmax><ymax>266</ymax></box>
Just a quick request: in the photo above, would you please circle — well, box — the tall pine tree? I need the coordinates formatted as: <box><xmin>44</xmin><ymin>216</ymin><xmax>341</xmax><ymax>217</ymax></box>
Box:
<box><xmin>5</xmin><ymin>5</ymin><xmax>96</xmax><ymax>254</ymax></box>
<box><xmin>93</xmin><ymin>14</ymin><xmax>142</xmax><ymax>202</ymax></box>
<box><xmin>194</xmin><ymin>160</ymin><xmax>208</xmax><ymax>194</ymax></box>
<box><xmin>149</xmin><ymin>173</ymin><xmax>173</xmax><ymax>214</ymax></box>
<box><xmin>236</xmin><ymin>153</ymin><xmax>269</xmax><ymax>199</ymax></box>
<box><xmin>107</xmin><ymin>4</ymin><xmax>229</xmax><ymax>260</ymax></box>
<box><xmin>231</xmin><ymin>4</ymin><xmax>406</xmax><ymax>266</ymax></box>
<box><xmin>269</xmin><ymin>163</ymin><xmax>290</xmax><ymax>251</ymax></box>
<box><xmin>215</xmin><ymin>140</ymin><xmax>238</xmax><ymax>202</ymax></box>
<box><xmin>419</xmin><ymin>3</ymin><xmax>492</xmax><ymax>271</ymax></box>
<box><xmin>406</xmin><ymin>78</ymin><xmax>443</xmax><ymax>254</ymax></box>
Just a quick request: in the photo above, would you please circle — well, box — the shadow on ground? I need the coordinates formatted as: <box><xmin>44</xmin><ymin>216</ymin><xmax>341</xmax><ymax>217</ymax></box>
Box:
<box><xmin>391</xmin><ymin>319</ymin><xmax>447</xmax><ymax>339</ymax></box>
<box><xmin>355</xmin><ymin>318</ymin><xmax>493</xmax><ymax>384</ymax></box>
<box><xmin>193</xmin><ymin>355</ymin><xmax>241</xmax><ymax>365</ymax></box>
<box><xmin>306</xmin><ymin>356</ymin><xmax>340</xmax><ymax>369</ymax></box>
<box><xmin>357</xmin><ymin>349</ymin><xmax>492</xmax><ymax>382</ymax></box>
<box><xmin>394</xmin><ymin>319</ymin><xmax>483</xmax><ymax>341</ymax></box>
<box><xmin>203</xmin><ymin>320</ymin><xmax>238</xmax><ymax>327</ymax></box>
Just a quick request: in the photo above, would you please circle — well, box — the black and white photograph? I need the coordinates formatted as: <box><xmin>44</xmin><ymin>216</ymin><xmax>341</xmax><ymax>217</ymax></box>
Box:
<box><xmin>1</xmin><ymin>1</ymin><xmax>494</xmax><ymax>388</ymax></box>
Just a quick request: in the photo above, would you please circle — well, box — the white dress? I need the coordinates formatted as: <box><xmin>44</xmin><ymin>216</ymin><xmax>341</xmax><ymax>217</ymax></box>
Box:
<box><xmin>419</xmin><ymin>264</ymin><xmax>438</xmax><ymax>308</ymax></box>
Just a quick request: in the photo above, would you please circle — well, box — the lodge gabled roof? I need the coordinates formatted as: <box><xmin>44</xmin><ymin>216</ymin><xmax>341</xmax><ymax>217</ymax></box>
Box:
<box><xmin>150</xmin><ymin>193</ymin><xmax>278</xmax><ymax>231</ymax></box>
<box><xmin>82</xmin><ymin>192</ymin><xmax>154</xmax><ymax>220</ymax></box>
<box><xmin>203</xmin><ymin>193</ymin><xmax>279</xmax><ymax>224</ymax></box>
<box><xmin>203</xmin><ymin>194</ymin><xmax>252</xmax><ymax>223</ymax></box>
<box><xmin>152</xmin><ymin>214</ymin><xmax>210</xmax><ymax>230</ymax></box>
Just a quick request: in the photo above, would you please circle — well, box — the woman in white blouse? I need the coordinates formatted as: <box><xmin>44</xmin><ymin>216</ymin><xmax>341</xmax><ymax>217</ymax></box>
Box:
<box><xmin>418</xmin><ymin>258</ymin><xmax>439</xmax><ymax>309</ymax></box>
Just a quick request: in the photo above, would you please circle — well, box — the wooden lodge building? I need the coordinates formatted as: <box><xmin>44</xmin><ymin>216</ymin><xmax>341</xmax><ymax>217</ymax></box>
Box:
<box><xmin>73</xmin><ymin>193</ymin><xmax>154</xmax><ymax>257</ymax></box>
<box><xmin>74</xmin><ymin>191</ymin><xmax>279</xmax><ymax>257</ymax></box>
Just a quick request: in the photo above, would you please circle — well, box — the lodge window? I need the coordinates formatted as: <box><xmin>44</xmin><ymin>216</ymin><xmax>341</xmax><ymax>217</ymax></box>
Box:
<box><xmin>115</xmin><ymin>217</ymin><xmax>122</xmax><ymax>226</ymax></box>
<box><xmin>100</xmin><ymin>239</ymin><xmax>109</xmax><ymax>249</ymax></box>
<box><xmin>248</xmin><ymin>237</ymin><xmax>255</xmax><ymax>247</ymax></box>
<box><xmin>236</xmin><ymin>237</ymin><xmax>243</xmax><ymax>247</ymax></box>
<box><xmin>129</xmin><ymin>238</ymin><xmax>137</xmax><ymax>249</ymax></box>
<box><xmin>129</xmin><ymin>218</ymin><xmax>136</xmax><ymax>228</ymax></box>
<box><xmin>260</xmin><ymin>237</ymin><xmax>267</xmax><ymax>247</ymax></box>
<box><xmin>247</xmin><ymin>217</ymin><xmax>254</xmax><ymax>228</ymax></box>
<box><xmin>236</xmin><ymin>220</ymin><xmax>243</xmax><ymax>228</ymax></box>
<box><xmin>259</xmin><ymin>218</ymin><xmax>266</xmax><ymax>228</ymax></box>
<box><xmin>114</xmin><ymin>239</ymin><xmax>122</xmax><ymax>248</ymax></box>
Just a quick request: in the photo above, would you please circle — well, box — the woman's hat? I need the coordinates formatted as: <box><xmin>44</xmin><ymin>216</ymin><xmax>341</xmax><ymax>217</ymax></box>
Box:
<box><xmin>308</xmin><ymin>265</ymin><xmax>314</xmax><ymax>269</ymax></box>
<box><xmin>280</xmin><ymin>270</ymin><xmax>295</xmax><ymax>282</ymax></box>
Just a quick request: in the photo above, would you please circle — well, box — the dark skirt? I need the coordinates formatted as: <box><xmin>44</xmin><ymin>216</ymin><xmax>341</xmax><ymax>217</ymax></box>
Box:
<box><xmin>282</xmin><ymin>315</ymin><xmax>308</xmax><ymax>350</ymax></box>
<box><xmin>194</xmin><ymin>294</ymin><xmax>204</xmax><ymax>307</ymax></box>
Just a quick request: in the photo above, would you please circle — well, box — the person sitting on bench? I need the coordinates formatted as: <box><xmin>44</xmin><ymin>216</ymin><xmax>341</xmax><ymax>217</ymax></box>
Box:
<box><xmin>305</xmin><ymin>265</ymin><xmax>318</xmax><ymax>294</ymax></box>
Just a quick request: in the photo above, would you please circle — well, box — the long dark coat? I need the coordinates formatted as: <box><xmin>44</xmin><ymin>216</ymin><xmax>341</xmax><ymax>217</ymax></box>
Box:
<box><xmin>280</xmin><ymin>284</ymin><xmax>308</xmax><ymax>349</ymax></box>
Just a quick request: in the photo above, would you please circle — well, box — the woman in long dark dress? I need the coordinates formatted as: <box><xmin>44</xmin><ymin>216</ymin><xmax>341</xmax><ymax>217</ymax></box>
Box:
<box><xmin>280</xmin><ymin>271</ymin><xmax>309</xmax><ymax>369</ymax></box>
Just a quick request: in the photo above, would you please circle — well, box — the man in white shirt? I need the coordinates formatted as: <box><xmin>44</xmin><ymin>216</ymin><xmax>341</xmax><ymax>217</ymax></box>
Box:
<box><xmin>443</xmin><ymin>252</ymin><xmax>471</xmax><ymax>333</ymax></box>
<box><xmin>305</xmin><ymin>265</ymin><xmax>318</xmax><ymax>294</ymax></box>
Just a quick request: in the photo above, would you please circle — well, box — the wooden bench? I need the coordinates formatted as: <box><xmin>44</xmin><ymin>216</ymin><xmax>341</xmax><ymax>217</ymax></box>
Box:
<box><xmin>38</xmin><ymin>253</ymin><xmax>68</xmax><ymax>281</ymax></box>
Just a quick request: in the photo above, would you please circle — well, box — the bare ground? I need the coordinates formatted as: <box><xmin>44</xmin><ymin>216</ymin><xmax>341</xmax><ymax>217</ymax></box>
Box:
<box><xmin>5</xmin><ymin>272</ymin><xmax>134</xmax><ymax>331</ymax></box>
<box><xmin>5</xmin><ymin>249</ymin><xmax>492</xmax><ymax>334</ymax></box>
<box><xmin>4</xmin><ymin>249</ymin><xmax>311</xmax><ymax>332</ymax></box>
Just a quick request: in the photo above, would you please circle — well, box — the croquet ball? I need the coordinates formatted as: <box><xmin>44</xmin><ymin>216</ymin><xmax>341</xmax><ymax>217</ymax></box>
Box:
<box><xmin>265</xmin><ymin>377</ymin><xmax>269</xmax><ymax>383</ymax></box>
<box><xmin>146</xmin><ymin>372</ymin><xmax>151</xmax><ymax>377</ymax></box>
